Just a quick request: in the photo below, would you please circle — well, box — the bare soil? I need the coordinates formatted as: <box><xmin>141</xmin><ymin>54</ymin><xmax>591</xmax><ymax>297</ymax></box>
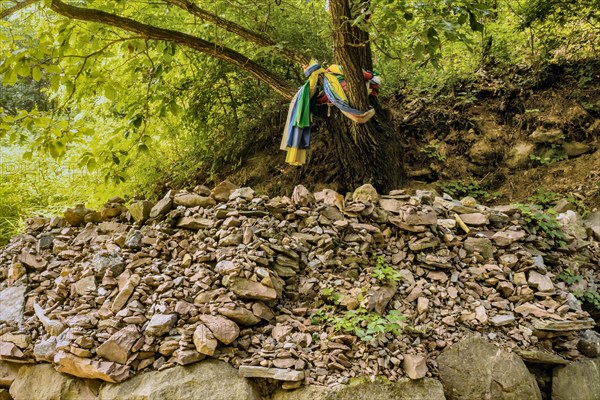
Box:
<box><xmin>226</xmin><ymin>60</ymin><xmax>600</xmax><ymax>210</ymax></box>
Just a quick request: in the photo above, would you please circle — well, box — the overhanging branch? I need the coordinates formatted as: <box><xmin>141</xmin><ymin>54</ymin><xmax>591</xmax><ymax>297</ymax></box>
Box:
<box><xmin>48</xmin><ymin>0</ymin><xmax>296</xmax><ymax>100</ymax></box>
<box><xmin>162</xmin><ymin>0</ymin><xmax>309</xmax><ymax>65</ymax></box>
<box><xmin>0</xmin><ymin>0</ymin><xmax>40</xmax><ymax>19</ymax></box>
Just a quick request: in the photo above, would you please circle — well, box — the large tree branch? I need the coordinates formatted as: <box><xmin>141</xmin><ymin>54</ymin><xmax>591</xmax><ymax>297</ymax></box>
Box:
<box><xmin>48</xmin><ymin>0</ymin><xmax>296</xmax><ymax>100</ymax></box>
<box><xmin>162</xmin><ymin>0</ymin><xmax>309</xmax><ymax>65</ymax></box>
<box><xmin>0</xmin><ymin>0</ymin><xmax>40</xmax><ymax>19</ymax></box>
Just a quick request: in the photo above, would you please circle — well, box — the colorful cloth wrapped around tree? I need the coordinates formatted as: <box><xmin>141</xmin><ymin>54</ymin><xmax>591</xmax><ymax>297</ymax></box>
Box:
<box><xmin>280</xmin><ymin>60</ymin><xmax>381</xmax><ymax>166</ymax></box>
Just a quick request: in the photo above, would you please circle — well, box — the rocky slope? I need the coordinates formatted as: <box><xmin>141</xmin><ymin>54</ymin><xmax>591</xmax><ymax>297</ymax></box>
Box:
<box><xmin>0</xmin><ymin>182</ymin><xmax>599</xmax><ymax>399</ymax></box>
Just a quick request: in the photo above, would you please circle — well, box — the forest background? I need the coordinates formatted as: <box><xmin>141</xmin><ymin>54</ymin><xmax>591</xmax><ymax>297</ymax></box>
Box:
<box><xmin>1</xmin><ymin>0</ymin><xmax>599</xmax><ymax>245</ymax></box>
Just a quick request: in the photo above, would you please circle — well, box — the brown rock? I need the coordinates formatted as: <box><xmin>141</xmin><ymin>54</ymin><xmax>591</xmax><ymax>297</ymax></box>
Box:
<box><xmin>403</xmin><ymin>354</ymin><xmax>427</xmax><ymax>379</ymax></box>
<box><xmin>218</xmin><ymin>307</ymin><xmax>260</xmax><ymax>326</ymax></box>
<box><xmin>54</xmin><ymin>351</ymin><xmax>129</xmax><ymax>383</ymax></box>
<box><xmin>19</xmin><ymin>252</ymin><xmax>47</xmax><ymax>271</ymax></box>
<box><xmin>193</xmin><ymin>324</ymin><xmax>218</xmax><ymax>356</ymax></box>
<box><xmin>145</xmin><ymin>314</ymin><xmax>177</xmax><ymax>337</ymax></box>
<box><xmin>149</xmin><ymin>190</ymin><xmax>173</xmax><ymax>218</ymax></box>
<box><xmin>252</xmin><ymin>302</ymin><xmax>274</xmax><ymax>320</ymax></box>
<box><xmin>492</xmin><ymin>230</ymin><xmax>526</xmax><ymax>246</ymax></box>
<box><xmin>199</xmin><ymin>315</ymin><xmax>239</xmax><ymax>345</ymax></box>
<box><xmin>367</xmin><ymin>285</ymin><xmax>397</xmax><ymax>315</ymax></box>
<box><xmin>0</xmin><ymin>361</ymin><xmax>21</xmax><ymax>388</ymax></box>
<box><xmin>176</xmin><ymin>216</ymin><xmax>214</xmax><ymax>230</ymax></box>
<box><xmin>225</xmin><ymin>276</ymin><xmax>277</xmax><ymax>301</ymax></box>
<box><xmin>63</xmin><ymin>204</ymin><xmax>92</xmax><ymax>227</ymax></box>
<box><xmin>527</xmin><ymin>271</ymin><xmax>555</xmax><ymax>293</ymax></box>
<box><xmin>174</xmin><ymin>191</ymin><xmax>216</xmax><ymax>208</ymax></box>
<box><xmin>459</xmin><ymin>213</ymin><xmax>489</xmax><ymax>226</ymax></box>
<box><xmin>96</xmin><ymin>325</ymin><xmax>140</xmax><ymax>364</ymax></box>
<box><xmin>353</xmin><ymin>184</ymin><xmax>378</xmax><ymax>203</ymax></box>
<box><xmin>111</xmin><ymin>274</ymin><xmax>140</xmax><ymax>313</ymax></box>
<box><xmin>238</xmin><ymin>366</ymin><xmax>305</xmax><ymax>381</ymax></box>
<box><xmin>128</xmin><ymin>200</ymin><xmax>154</xmax><ymax>223</ymax></box>
<box><xmin>211</xmin><ymin>181</ymin><xmax>239</xmax><ymax>202</ymax></box>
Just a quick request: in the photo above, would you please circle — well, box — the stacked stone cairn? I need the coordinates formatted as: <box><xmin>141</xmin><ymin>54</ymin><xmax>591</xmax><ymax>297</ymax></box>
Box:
<box><xmin>0</xmin><ymin>182</ymin><xmax>598</xmax><ymax>399</ymax></box>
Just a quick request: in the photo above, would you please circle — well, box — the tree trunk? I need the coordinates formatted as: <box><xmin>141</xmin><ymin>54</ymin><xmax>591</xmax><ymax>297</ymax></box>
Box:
<box><xmin>327</xmin><ymin>0</ymin><xmax>403</xmax><ymax>192</ymax></box>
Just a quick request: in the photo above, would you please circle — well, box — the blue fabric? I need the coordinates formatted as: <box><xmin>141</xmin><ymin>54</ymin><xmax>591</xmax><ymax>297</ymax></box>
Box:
<box><xmin>286</xmin><ymin>88</ymin><xmax>311</xmax><ymax>149</ymax></box>
<box><xmin>323</xmin><ymin>77</ymin><xmax>366</xmax><ymax>116</ymax></box>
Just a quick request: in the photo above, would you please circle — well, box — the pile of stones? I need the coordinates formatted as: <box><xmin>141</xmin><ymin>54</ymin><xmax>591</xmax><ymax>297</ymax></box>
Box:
<box><xmin>0</xmin><ymin>181</ymin><xmax>598</xmax><ymax>392</ymax></box>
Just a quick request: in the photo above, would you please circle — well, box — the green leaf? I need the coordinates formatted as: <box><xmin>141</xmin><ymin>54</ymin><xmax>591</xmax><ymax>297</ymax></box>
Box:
<box><xmin>32</xmin><ymin>66</ymin><xmax>42</xmax><ymax>82</ymax></box>
<box><xmin>17</xmin><ymin>66</ymin><xmax>30</xmax><ymax>77</ymax></box>
<box><xmin>468</xmin><ymin>12</ymin><xmax>484</xmax><ymax>32</ymax></box>
<box><xmin>104</xmin><ymin>87</ymin><xmax>116</xmax><ymax>101</ymax></box>
<box><xmin>44</xmin><ymin>64</ymin><xmax>62</xmax><ymax>74</ymax></box>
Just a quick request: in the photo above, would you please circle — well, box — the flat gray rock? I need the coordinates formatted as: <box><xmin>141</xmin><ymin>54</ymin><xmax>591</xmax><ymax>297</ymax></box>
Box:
<box><xmin>238</xmin><ymin>365</ymin><xmax>304</xmax><ymax>381</ymax></box>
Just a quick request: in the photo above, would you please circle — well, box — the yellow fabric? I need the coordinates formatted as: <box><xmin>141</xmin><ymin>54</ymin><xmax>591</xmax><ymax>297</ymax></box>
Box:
<box><xmin>285</xmin><ymin>148</ymin><xmax>307</xmax><ymax>166</ymax></box>
<box><xmin>324</xmin><ymin>73</ymin><xmax>348</xmax><ymax>102</ymax></box>
<box><xmin>308</xmin><ymin>67</ymin><xmax>325</xmax><ymax>97</ymax></box>
<box><xmin>327</xmin><ymin>64</ymin><xmax>343</xmax><ymax>75</ymax></box>
<box><xmin>341</xmin><ymin>109</ymin><xmax>375</xmax><ymax>123</ymax></box>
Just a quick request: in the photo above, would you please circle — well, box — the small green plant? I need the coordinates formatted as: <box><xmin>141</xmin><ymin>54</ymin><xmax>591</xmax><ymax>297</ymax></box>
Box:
<box><xmin>558</xmin><ymin>268</ymin><xmax>583</xmax><ymax>285</ymax></box>
<box><xmin>330</xmin><ymin>308</ymin><xmax>406</xmax><ymax>341</ymax></box>
<box><xmin>565</xmin><ymin>194</ymin><xmax>590</xmax><ymax>218</ymax></box>
<box><xmin>372</xmin><ymin>255</ymin><xmax>403</xmax><ymax>285</ymax></box>
<box><xmin>513</xmin><ymin>203</ymin><xmax>566</xmax><ymax>247</ymax></box>
<box><xmin>573</xmin><ymin>290</ymin><xmax>600</xmax><ymax>311</ymax></box>
<box><xmin>437</xmin><ymin>179</ymin><xmax>501</xmax><ymax>202</ymax></box>
<box><xmin>320</xmin><ymin>288</ymin><xmax>342</xmax><ymax>305</ymax></box>
<box><xmin>527</xmin><ymin>188</ymin><xmax>560</xmax><ymax>209</ymax></box>
<box><xmin>529</xmin><ymin>149</ymin><xmax>567</xmax><ymax>166</ymax></box>
<box><xmin>419</xmin><ymin>140</ymin><xmax>446</xmax><ymax>162</ymax></box>
<box><xmin>310</xmin><ymin>309</ymin><xmax>329</xmax><ymax>325</ymax></box>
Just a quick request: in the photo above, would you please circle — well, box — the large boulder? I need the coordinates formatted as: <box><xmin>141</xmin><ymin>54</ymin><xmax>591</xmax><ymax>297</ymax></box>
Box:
<box><xmin>0</xmin><ymin>361</ymin><xmax>21</xmax><ymax>387</ymax></box>
<box><xmin>99</xmin><ymin>360</ymin><xmax>260</xmax><ymax>400</ymax></box>
<box><xmin>272</xmin><ymin>378</ymin><xmax>445</xmax><ymax>400</ymax></box>
<box><xmin>9</xmin><ymin>364</ymin><xmax>99</xmax><ymax>400</ymax></box>
<box><xmin>437</xmin><ymin>335</ymin><xmax>541</xmax><ymax>400</ymax></box>
<box><xmin>552</xmin><ymin>358</ymin><xmax>600</xmax><ymax>400</ymax></box>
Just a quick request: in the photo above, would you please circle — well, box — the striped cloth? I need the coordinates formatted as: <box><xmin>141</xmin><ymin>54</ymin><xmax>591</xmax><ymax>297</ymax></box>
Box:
<box><xmin>281</xmin><ymin>60</ymin><xmax>377</xmax><ymax>166</ymax></box>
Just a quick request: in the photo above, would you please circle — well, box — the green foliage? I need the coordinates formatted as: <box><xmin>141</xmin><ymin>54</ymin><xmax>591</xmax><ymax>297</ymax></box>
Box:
<box><xmin>372</xmin><ymin>255</ymin><xmax>403</xmax><ymax>285</ymax></box>
<box><xmin>419</xmin><ymin>140</ymin><xmax>446</xmax><ymax>161</ymax></box>
<box><xmin>329</xmin><ymin>308</ymin><xmax>406</xmax><ymax>342</ymax></box>
<box><xmin>527</xmin><ymin>189</ymin><xmax>589</xmax><ymax>217</ymax></box>
<box><xmin>513</xmin><ymin>203</ymin><xmax>566</xmax><ymax>247</ymax></box>
<box><xmin>527</xmin><ymin>188</ymin><xmax>560</xmax><ymax>209</ymax></box>
<box><xmin>0</xmin><ymin>0</ymin><xmax>597</xmax><ymax>241</ymax></box>
<box><xmin>529</xmin><ymin>151</ymin><xmax>567</xmax><ymax>166</ymax></box>
<box><xmin>321</xmin><ymin>288</ymin><xmax>342</xmax><ymax>305</ymax></box>
<box><xmin>558</xmin><ymin>268</ymin><xmax>582</xmax><ymax>286</ymax></box>
<box><xmin>573</xmin><ymin>290</ymin><xmax>600</xmax><ymax>312</ymax></box>
<box><xmin>437</xmin><ymin>179</ymin><xmax>501</xmax><ymax>202</ymax></box>
<box><xmin>0</xmin><ymin>152</ymin><xmax>103</xmax><ymax>245</ymax></box>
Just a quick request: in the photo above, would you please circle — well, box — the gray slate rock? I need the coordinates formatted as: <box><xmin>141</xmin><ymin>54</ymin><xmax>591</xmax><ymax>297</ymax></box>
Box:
<box><xmin>272</xmin><ymin>378</ymin><xmax>445</xmax><ymax>400</ymax></box>
<box><xmin>578</xmin><ymin>330</ymin><xmax>600</xmax><ymax>357</ymax></box>
<box><xmin>552</xmin><ymin>358</ymin><xmax>600</xmax><ymax>400</ymax></box>
<box><xmin>100</xmin><ymin>360</ymin><xmax>260</xmax><ymax>400</ymax></box>
<box><xmin>0</xmin><ymin>286</ymin><xmax>27</xmax><ymax>325</ymax></box>
<box><xmin>438</xmin><ymin>335</ymin><xmax>541</xmax><ymax>400</ymax></box>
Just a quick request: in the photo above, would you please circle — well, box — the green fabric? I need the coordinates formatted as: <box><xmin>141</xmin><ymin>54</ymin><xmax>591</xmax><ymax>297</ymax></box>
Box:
<box><xmin>294</xmin><ymin>81</ymin><xmax>311</xmax><ymax>128</ymax></box>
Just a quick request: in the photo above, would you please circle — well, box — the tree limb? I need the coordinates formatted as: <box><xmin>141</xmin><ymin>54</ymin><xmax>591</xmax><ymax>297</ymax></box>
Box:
<box><xmin>162</xmin><ymin>0</ymin><xmax>309</xmax><ymax>65</ymax></box>
<box><xmin>48</xmin><ymin>0</ymin><xmax>296</xmax><ymax>100</ymax></box>
<box><xmin>0</xmin><ymin>0</ymin><xmax>40</xmax><ymax>19</ymax></box>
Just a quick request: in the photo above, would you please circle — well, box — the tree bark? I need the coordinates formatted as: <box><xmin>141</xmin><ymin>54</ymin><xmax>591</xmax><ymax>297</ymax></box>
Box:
<box><xmin>327</xmin><ymin>0</ymin><xmax>402</xmax><ymax>192</ymax></box>
<box><xmin>0</xmin><ymin>0</ymin><xmax>40</xmax><ymax>19</ymax></box>
<box><xmin>48</xmin><ymin>0</ymin><xmax>296</xmax><ymax>100</ymax></box>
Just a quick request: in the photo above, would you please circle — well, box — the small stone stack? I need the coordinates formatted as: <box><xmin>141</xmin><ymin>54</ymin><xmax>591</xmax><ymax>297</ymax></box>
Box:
<box><xmin>0</xmin><ymin>182</ymin><xmax>598</xmax><ymax>389</ymax></box>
